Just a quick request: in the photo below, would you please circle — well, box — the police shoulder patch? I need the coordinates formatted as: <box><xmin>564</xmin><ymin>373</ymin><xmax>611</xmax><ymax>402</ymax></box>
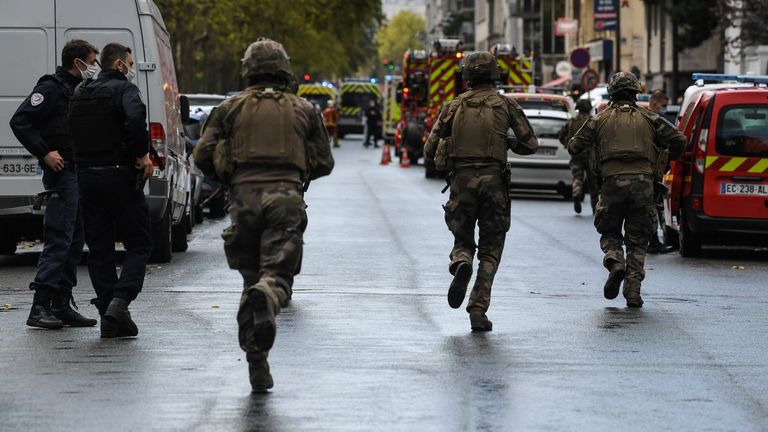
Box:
<box><xmin>30</xmin><ymin>93</ymin><xmax>45</xmax><ymax>107</ymax></box>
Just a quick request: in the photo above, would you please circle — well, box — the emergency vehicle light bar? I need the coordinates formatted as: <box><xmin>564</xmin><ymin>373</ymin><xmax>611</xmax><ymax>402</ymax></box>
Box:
<box><xmin>735</xmin><ymin>75</ymin><xmax>768</xmax><ymax>84</ymax></box>
<box><xmin>691</xmin><ymin>73</ymin><xmax>740</xmax><ymax>82</ymax></box>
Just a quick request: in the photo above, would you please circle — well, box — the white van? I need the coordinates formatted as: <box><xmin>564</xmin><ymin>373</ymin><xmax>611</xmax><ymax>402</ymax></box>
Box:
<box><xmin>0</xmin><ymin>0</ymin><xmax>192</xmax><ymax>262</ymax></box>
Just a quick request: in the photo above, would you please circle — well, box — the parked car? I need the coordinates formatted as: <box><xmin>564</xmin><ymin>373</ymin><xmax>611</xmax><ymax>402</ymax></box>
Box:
<box><xmin>182</xmin><ymin>110</ymin><xmax>228</xmax><ymax>218</ymax></box>
<box><xmin>506</xmin><ymin>109</ymin><xmax>572</xmax><ymax>199</ymax></box>
<box><xmin>183</xmin><ymin>93</ymin><xmax>227</xmax><ymax>116</ymax></box>
<box><xmin>663</xmin><ymin>74</ymin><xmax>768</xmax><ymax>256</ymax></box>
<box><xmin>0</xmin><ymin>0</ymin><xmax>192</xmax><ymax>261</ymax></box>
<box><xmin>503</xmin><ymin>92</ymin><xmax>575</xmax><ymax>115</ymax></box>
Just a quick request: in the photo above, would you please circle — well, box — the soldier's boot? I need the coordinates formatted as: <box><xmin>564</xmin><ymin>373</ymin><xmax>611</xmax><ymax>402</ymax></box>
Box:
<box><xmin>624</xmin><ymin>281</ymin><xmax>644</xmax><ymax>308</ymax></box>
<box><xmin>469</xmin><ymin>307</ymin><xmax>492</xmax><ymax>332</ymax></box>
<box><xmin>247</xmin><ymin>287</ymin><xmax>277</xmax><ymax>352</ymax></box>
<box><xmin>604</xmin><ymin>262</ymin><xmax>626</xmax><ymax>300</ymax></box>
<box><xmin>51</xmin><ymin>290</ymin><xmax>97</xmax><ymax>327</ymax></box>
<box><xmin>448</xmin><ymin>262</ymin><xmax>472</xmax><ymax>309</ymax></box>
<box><xmin>26</xmin><ymin>288</ymin><xmax>64</xmax><ymax>329</ymax></box>
<box><xmin>573</xmin><ymin>196</ymin><xmax>582</xmax><ymax>214</ymax></box>
<box><xmin>247</xmin><ymin>351</ymin><xmax>274</xmax><ymax>393</ymax></box>
<box><xmin>101</xmin><ymin>298</ymin><xmax>139</xmax><ymax>338</ymax></box>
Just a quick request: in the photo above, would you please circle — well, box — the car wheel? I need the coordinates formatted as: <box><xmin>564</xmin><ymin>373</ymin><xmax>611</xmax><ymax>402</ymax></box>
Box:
<box><xmin>678</xmin><ymin>211</ymin><xmax>702</xmax><ymax>257</ymax></box>
<box><xmin>194</xmin><ymin>204</ymin><xmax>204</xmax><ymax>224</ymax></box>
<box><xmin>150</xmin><ymin>204</ymin><xmax>173</xmax><ymax>263</ymax></box>
<box><xmin>172</xmin><ymin>214</ymin><xmax>189</xmax><ymax>253</ymax></box>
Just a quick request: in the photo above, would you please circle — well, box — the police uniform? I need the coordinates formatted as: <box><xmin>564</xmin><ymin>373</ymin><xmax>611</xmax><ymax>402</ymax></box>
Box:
<box><xmin>568</xmin><ymin>72</ymin><xmax>685</xmax><ymax>307</ymax></box>
<box><xmin>424</xmin><ymin>51</ymin><xmax>538</xmax><ymax>331</ymax></box>
<box><xmin>193</xmin><ymin>38</ymin><xmax>334</xmax><ymax>392</ymax></box>
<box><xmin>68</xmin><ymin>67</ymin><xmax>152</xmax><ymax>335</ymax></box>
<box><xmin>10</xmin><ymin>66</ymin><xmax>95</xmax><ymax>328</ymax></box>
<box><xmin>363</xmin><ymin>103</ymin><xmax>382</xmax><ymax>148</ymax></box>
<box><xmin>558</xmin><ymin>100</ymin><xmax>600</xmax><ymax>213</ymax></box>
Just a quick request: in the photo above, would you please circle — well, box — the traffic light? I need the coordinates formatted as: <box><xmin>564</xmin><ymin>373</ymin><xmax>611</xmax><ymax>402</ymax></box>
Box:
<box><xmin>303</xmin><ymin>73</ymin><xmax>311</xmax><ymax>82</ymax></box>
<box><xmin>387</xmin><ymin>60</ymin><xmax>395</xmax><ymax>72</ymax></box>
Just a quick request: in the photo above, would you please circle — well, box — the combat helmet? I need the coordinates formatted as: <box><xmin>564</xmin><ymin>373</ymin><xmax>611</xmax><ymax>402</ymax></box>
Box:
<box><xmin>575</xmin><ymin>99</ymin><xmax>592</xmax><ymax>113</ymax></box>
<box><xmin>462</xmin><ymin>51</ymin><xmax>500</xmax><ymax>83</ymax></box>
<box><xmin>241</xmin><ymin>38</ymin><xmax>293</xmax><ymax>79</ymax></box>
<box><xmin>607</xmin><ymin>71</ymin><xmax>642</xmax><ymax>97</ymax></box>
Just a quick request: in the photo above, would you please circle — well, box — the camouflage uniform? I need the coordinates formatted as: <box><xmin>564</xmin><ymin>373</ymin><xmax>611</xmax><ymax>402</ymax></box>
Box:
<box><xmin>558</xmin><ymin>107</ymin><xmax>599</xmax><ymax>212</ymax></box>
<box><xmin>568</xmin><ymin>72</ymin><xmax>684</xmax><ymax>307</ymax></box>
<box><xmin>425</xmin><ymin>51</ymin><xmax>538</xmax><ymax>330</ymax></box>
<box><xmin>194</xmin><ymin>39</ymin><xmax>333</xmax><ymax>391</ymax></box>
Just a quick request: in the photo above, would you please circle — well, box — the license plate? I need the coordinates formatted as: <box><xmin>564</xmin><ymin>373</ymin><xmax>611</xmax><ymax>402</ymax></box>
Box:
<box><xmin>0</xmin><ymin>158</ymin><xmax>38</xmax><ymax>176</ymax></box>
<box><xmin>536</xmin><ymin>146</ymin><xmax>557</xmax><ymax>156</ymax></box>
<box><xmin>720</xmin><ymin>183</ymin><xmax>768</xmax><ymax>196</ymax></box>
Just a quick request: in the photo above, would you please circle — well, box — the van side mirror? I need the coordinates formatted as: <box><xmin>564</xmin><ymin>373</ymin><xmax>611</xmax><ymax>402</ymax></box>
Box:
<box><xmin>180</xmin><ymin>95</ymin><xmax>190</xmax><ymax>124</ymax></box>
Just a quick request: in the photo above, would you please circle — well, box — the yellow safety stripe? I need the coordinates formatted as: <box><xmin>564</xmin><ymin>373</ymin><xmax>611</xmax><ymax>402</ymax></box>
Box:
<box><xmin>705</xmin><ymin>156</ymin><xmax>719</xmax><ymax>168</ymax></box>
<box><xmin>298</xmin><ymin>86</ymin><xmax>334</xmax><ymax>97</ymax></box>
<box><xmin>748</xmin><ymin>158</ymin><xmax>768</xmax><ymax>173</ymax></box>
<box><xmin>339</xmin><ymin>107</ymin><xmax>361</xmax><ymax>116</ymax></box>
<box><xmin>340</xmin><ymin>84</ymin><xmax>381</xmax><ymax>96</ymax></box>
<box><xmin>720</xmin><ymin>157</ymin><xmax>747</xmax><ymax>172</ymax></box>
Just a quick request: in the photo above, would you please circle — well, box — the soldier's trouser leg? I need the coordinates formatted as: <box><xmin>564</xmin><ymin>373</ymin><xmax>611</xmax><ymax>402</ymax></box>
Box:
<box><xmin>587</xmin><ymin>171</ymin><xmax>601</xmax><ymax>213</ymax></box>
<box><xmin>228</xmin><ymin>186</ymin><xmax>307</xmax><ymax>355</ymax></box>
<box><xmin>467</xmin><ymin>173</ymin><xmax>510</xmax><ymax>312</ymax></box>
<box><xmin>623</xmin><ymin>183</ymin><xmax>655</xmax><ymax>294</ymax></box>
<box><xmin>569</xmin><ymin>157</ymin><xmax>587</xmax><ymax>198</ymax></box>
<box><xmin>443</xmin><ymin>172</ymin><xmax>479</xmax><ymax>274</ymax></box>
<box><xmin>594</xmin><ymin>177</ymin><xmax>630</xmax><ymax>270</ymax></box>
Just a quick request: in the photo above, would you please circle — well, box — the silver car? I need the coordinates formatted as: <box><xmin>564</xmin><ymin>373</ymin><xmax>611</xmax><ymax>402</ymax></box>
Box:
<box><xmin>508</xmin><ymin>109</ymin><xmax>573</xmax><ymax>199</ymax></box>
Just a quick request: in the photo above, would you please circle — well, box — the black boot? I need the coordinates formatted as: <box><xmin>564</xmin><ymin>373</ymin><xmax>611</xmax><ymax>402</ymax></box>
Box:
<box><xmin>448</xmin><ymin>262</ymin><xmax>472</xmax><ymax>309</ymax></box>
<box><xmin>604</xmin><ymin>262</ymin><xmax>626</xmax><ymax>300</ymax></box>
<box><xmin>573</xmin><ymin>195</ymin><xmax>582</xmax><ymax>214</ymax></box>
<box><xmin>247</xmin><ymin>288</ymin><xmax>277</xmax><ymax>352</ymax></box>
<box><xmin>101</xmin><ymin>298</ymin><xmax>138</xmax><ymax>338</ymax></box>
<box><xmin>247</xmin><ymin>351</ymin><xmax>274</xmax><ymax>393</ymax></box>
<box><xmin>27</xmin><ymin>289</ymin><xmax>64</xmax><ymax>329</ymax></box>
<box><xmin>469</xmin><ymin>307</ymin><xmax>493</xmax><ymax>331</ymax></box>
<box><xmin>51</xmin><ymin>290</ymin><xmax>97</xmax><ymax>327</ymax></box>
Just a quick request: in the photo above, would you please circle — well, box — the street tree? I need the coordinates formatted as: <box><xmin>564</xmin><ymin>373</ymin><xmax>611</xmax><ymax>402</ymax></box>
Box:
<box><xmin>376</xmin><ymin>10</ymin><xmax>426</xmax><ymax>69</ymax></box>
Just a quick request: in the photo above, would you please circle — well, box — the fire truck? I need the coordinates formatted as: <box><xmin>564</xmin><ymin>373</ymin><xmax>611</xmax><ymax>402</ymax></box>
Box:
<box><xmin>382</xmin><ymin>75</ymin><xmax>402</xmax><ymax>145</ymax></box>
<box><xmin>492</xmin><ymin>44</ymin><xmax>533</xmax><ymax>88</ymax></box>
<box><xmin>394</xmin><ymin>49</ymin><xmax>431</xmax><ymax>166</ymax></box>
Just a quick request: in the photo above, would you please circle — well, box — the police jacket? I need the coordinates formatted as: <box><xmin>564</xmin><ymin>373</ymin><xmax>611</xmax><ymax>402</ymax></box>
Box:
<box><xmin>9</xmin><ymin>67</ymin><xmax>82</xmax><ymax>163</ymax></box>
<box><xmin>69</xmin><ymin>69</ymin><xmax>149</xmax><ymax>167</ymax></box>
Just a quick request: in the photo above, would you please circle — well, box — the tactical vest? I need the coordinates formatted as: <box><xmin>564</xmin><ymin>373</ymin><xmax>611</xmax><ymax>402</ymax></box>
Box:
<box><xmin>228</xmin><ymin>89</ymin><xmax>306</xmax><ymax>173</ymax></box>
<box><xmin>69</xmin><ymin>79</ymin><xmax>126</xmax><ymax>163</ymax></box>
<box><xmin>38</xmin><ymin>75</ymin><xmax>75</xmax><ymax>155</ymax></box>
<box><xmin>597</xmin><ymin>104</ymin><xmax>656</xmax><ymax>164</ymax></box>
<box><xmin>448</xmin><ymin>92</ymin><xmax>508</xmax><ymax>163</ymax></box>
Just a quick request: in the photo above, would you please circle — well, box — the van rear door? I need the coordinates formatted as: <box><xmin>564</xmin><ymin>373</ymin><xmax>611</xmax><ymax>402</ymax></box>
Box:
<box><xmin>0</xmin><ymin>0</ymin><xmax>56</xmax><ymax>196</ymax></box>
<box><xmin>703</xmin><ymin>92</ymin><xmax>768</xmax><ymax>219</ymax></box>
<box><xmin>54</xmin><ymin>0</ymin><xmax>146</xmax><ymax>103</ymax></box>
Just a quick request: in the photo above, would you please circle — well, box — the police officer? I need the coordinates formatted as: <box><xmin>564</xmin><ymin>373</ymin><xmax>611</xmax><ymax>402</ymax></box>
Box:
<box><xmin>68</xmin><ymin>42</ymin><xmax>153</xmax><ymax>337</ymax></box>
<box><xmin>10</xmin><ymin>39</ymin><xmax>100</xmax><ymax>329</ymax></box>
<box><xmin>568</xmin><ymin>72</ymin><xmax>685</xmax><ymax>308</ymax></box>
<box><xmin>193</xmin><ymin>38</ymin><xmax>334</xmax><ymax>392</ymax></box>
<box><xmin>424</xmin><ymin>51</ymin><xmax>538</xmax><ymax>331</ymax></box>
<box><xmin>558</xmin><ymin>99</ymin><xmax>599</xmax><ymax>214</ymax></box>
<box><xmin>363</xmin><ymin>100</ymin><xmax>382</xmax><ymax>148</ymax></box>
<box><xmin>646</xmin><ymin>90</ymin><xmax>673</xmax><ymax>254</ymax></box>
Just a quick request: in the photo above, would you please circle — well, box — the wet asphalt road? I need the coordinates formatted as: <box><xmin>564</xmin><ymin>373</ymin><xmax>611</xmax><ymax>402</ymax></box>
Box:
<box><xmin>2</xmin><ymin>136</ymin><xmax>768</xmax><ymax>432</ymax></box>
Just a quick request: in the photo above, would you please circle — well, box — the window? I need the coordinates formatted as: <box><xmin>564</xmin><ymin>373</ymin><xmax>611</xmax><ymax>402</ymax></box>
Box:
<box><xmin>716</xmin><ymin>105</ymin><xmax>768</xmax><ymax>157</ymax></box>
<box><xmin>527</xmin><ymin>117</ymin><xmax>567</xmax><ymax>138</ymax></box>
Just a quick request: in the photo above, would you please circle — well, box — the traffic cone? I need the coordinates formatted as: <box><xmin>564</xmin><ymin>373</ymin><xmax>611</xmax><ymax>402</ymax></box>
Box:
<box><xmin>400</xmin><ymin>146</ymin><xmax>411</xmax><ymax>168</ymax></box>
<box><xmin>380</xmin><ymin>143</ymin><xmax>391</xmax><ymax>165</ymax></box>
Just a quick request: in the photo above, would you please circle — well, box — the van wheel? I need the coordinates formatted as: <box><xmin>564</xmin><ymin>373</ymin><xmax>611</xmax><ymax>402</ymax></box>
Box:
<box><xmin>172</xmin><ymin>214</ymin><xmax>189</xmax><ymax>253</ymax></box>
<box><xmin>678</xmin><ymin>212</ymin><xmax>702</xmax><ymax>257</ymax></box>
<box><xmin>150</xmin><ymin>204</ymin><xmax>173</xmax><ymax>263</ymax></box>
<box><xmin>0</xmin><ymin>232</ymin><xmax>17</xmax><ymax>255</ymax></box>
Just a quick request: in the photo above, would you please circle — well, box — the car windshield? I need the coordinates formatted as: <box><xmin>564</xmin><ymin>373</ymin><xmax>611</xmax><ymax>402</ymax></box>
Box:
<box><xmin>514</xmin><ymin>98</ymin><xmax>570</xmax><ymax>112</ymax></box>
<box><xmin>716</xmin><ymin>105</ymin><xmax>768</xmax><ymax>157</ymax></box>
<box><xmin>527</xmin><ymin>117</ymin><xmax>566</xmax><ymax>139</ymax></box>
<box><xmin>188</xmin><ymin>97</ymin><xmax>225</xmax><ymax>106</ymax></box>
<box><xmin>341</xmin><ymin>92</ymin><xmax>377</xmax><ymax>111</ymax></box>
